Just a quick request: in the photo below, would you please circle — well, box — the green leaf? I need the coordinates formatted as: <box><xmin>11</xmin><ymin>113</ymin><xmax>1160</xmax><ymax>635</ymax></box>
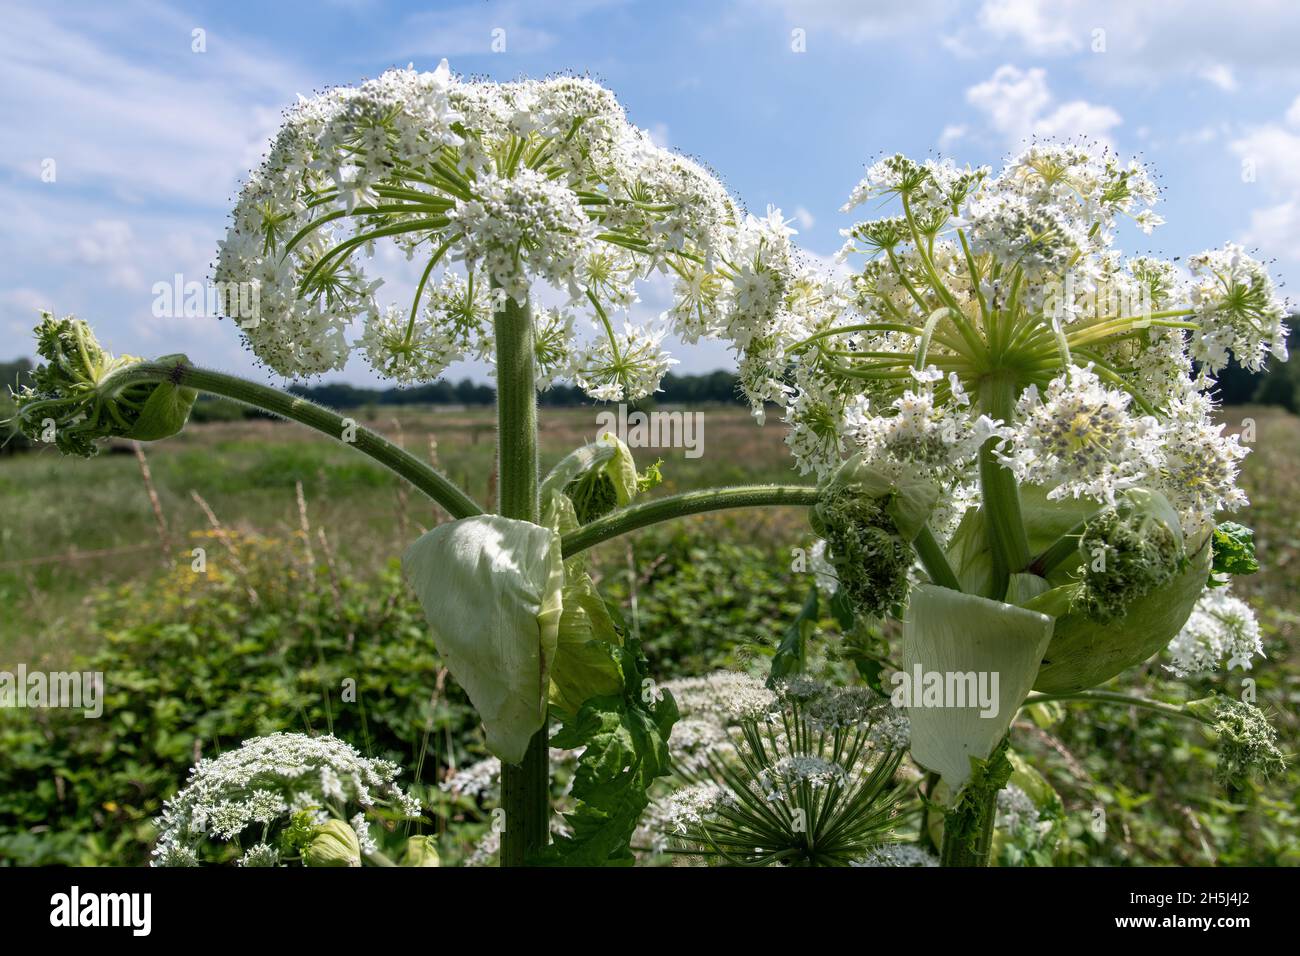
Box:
<box><xmin>901</xmin><ymin>584</ymin><xmax>1054</xmax><ymax>791</ymax></box>
<box><xmin>768</xmin><ymin>584</ymin><xmax>818</xmax><ymax>685</ymax></box>
<box><xmin>1210</xmin><ymin>522</ymin><xmax>1259</xmax><ymax>584</ymax></box>
<box><xmin>550</xmin><ymin>572</ymin><xmax>624</xmax><ymax>716</ymax></box>
<box><xmin>402</xmin><ymin>515</ymin><xmax>565</xmax><ymax>764</ymax></box>
<box><xmin>122</xmin><ymin>356</ymin><xmax>197</xmax><ymax>442</ymax></box>
<box><xmin>541</xmin><ymin>433</ymin><xmax>639</xmax><ymax>526</ymax></box>
<box><xmin>948</xmin><ymin>484</ymin><xmax>1213</xmax><ymax>694</ymax></box>
<box><xmin>532</xmin><ymin>641</ymin><xmax>677</xmax><ymax>866</ymax></box>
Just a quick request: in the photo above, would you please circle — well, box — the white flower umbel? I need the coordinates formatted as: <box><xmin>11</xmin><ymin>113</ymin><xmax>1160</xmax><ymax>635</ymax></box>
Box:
<box><xmin>1166</xmin><ymin>587</ymin><xmax>1265</xmax><ymax>677</ymax></box>
<box><xmin>216</xmin><ymin>61</ymin><xmax>758</xmax><ymax>400</ymax></box>
<box><xmin>731</xmin><ymin>143</ymin><xmax>1287</xmax><ymax>535</ymax></box>
<box><xmin>151</xmin><ymin>733</ymin><xmax>420</xmax><ymax>866</ymax></box>
<box><xmin>1000</xmin><ymin>364</ymin><xmax>1162</xmax><ymax>505</ymax></box>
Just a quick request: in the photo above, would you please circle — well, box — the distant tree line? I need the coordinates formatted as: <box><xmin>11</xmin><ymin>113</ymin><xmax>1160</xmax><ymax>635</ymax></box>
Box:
<box><xmin>4</xmin><ymin>335</ymin><xmax>1300</xmax><ymax>447</ymax></box>
<box><xmin>282</xmin><ymin>369</ymin><xmax>745</xmax><ymax>410</ymax></box>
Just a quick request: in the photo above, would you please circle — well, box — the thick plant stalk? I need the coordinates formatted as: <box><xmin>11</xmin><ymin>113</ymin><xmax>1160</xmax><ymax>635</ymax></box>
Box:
<box><xmin>935</xmin><ymin>370</ymin><xmax>1034</xmax><ymax>866</ymax></box>
<box><xmin>560</xmin><ymin>484</ymin><xmax>820</xmax><ymax>557</ymax></box>
<box><xmin>977</xmin><ymin>371</ymin><xmax>1031</xmax><ymax>598</ymax></box>
<box><xmin>940</xmin><ymin>782</ymin><xmax>1000</xmax><ymax>866</ymax></box>
<box><xmin>103</xmin><ymin>361</ymin><xmax>482</xmax><ymax>519</ymax></box>
<box><xmin>493</xmin><ymin>286</ymin><xmax>549</xmax><ymax>866</ymax></box>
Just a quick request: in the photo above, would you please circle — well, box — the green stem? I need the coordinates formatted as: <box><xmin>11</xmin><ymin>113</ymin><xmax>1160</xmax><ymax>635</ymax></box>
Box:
<box><xmin>913</xmin><ymin>525</ymin><xmax>961</xmax><ymax>591</ymax></box>
<box><xmin>939</xmin><ymin>786</ymin><xmax>999</xmax><ymax>866</ymax></box>
<box><xmin>1024</xmin><ymin>690</ymin><xmax>1209</xmax><ymax>724</ymax></box>
<box><xmin>103</xmin><ymin>360</ymin><xmax>481</xmax><ymax>519</ymax></box>
<box><xmin>977</xmin><ymin>371</ymin><xmax>1030</xmax><ymax>599</ymax></box>
<box><xmin>560</xmin><ymin>484</ymin><xmax>820</xmax><ymax>558</ymax></box>
<box><xmin>492</xmin><ymin>283</ymin><xmax>549</xmax><ymax>867</ymax></box>
<box><xmin>1026</xmin><ymin>519</ymin><xmax>1088</xmax><ymax>576</ymax></box>
<box><xmin>938</xmin><ymin>737</ymin><xmax>1011</xmax><ymax>867</ymax></box>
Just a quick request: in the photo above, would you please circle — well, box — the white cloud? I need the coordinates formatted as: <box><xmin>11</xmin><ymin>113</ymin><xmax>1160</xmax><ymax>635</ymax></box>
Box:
<box><xmin>792</xmin><ymin>206</ymin><xmax>815</xmax><ymax>229</ymax></box>
<box><xmin>1198</xmin><ymin>63</ymin><xmax>1238</xmax><ymax>92</ymax></box>
<box><xmin>0</xmin><ymin>2</ymin><xmax>313</xmax><ymax>205</ymax></box>
<box><xmin>648</xmin><ymin>123</ymin><xmax>671</xmax><ymax>148</ymax></box>
<box><xmin>963</xmin><ymin>65</ymin><xmax>1120</xmax><ymax>149</ymax></box>
<box><xmin>939</xmin><ymin>124</ymin><xmax>967</xmax><ymax>150</ymax></box>
<box><xmin>977</xmin><ymin>0</ymin><xmax>1082</xmax><ymax>55</ymax></box>
<box><xmin>1230</xmin><ymin>102</ymin><xmax>1300</xmax><ymax>261</ymax></box>
<box><xmin>1231</xmin><ymin>124</ymin><xmax>1300</xmax><ymax>195</ymax></box>
<box><xmin>966</xmin><ymin>1</ymin><xmax>1300</xmax><ymax>86</ymax></box>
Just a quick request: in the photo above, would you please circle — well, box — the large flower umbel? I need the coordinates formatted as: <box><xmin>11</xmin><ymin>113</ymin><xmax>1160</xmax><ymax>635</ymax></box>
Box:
<box><xmin>216</xmin><ymin>61</ymin><xmax>786</xmax><ymax>400</ymax></box>
<box><xmin>735</xmin><ymin>145</ymin><xmax>1285</xmax><ymax>539</ymax></box>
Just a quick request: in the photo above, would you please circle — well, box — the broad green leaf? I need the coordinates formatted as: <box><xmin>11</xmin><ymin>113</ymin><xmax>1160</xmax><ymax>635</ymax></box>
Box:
<box><xmin>1210</xmin><ymin>522</ymin><xmax>1259</xmax><ymax>584</ymax></box>
<box><xmin>533</xmin><ymin>641</ymin><xmax>678</xmax><ymax>866</ymax></box>
<box><xmin>550</xmin><ymin>572</ymin><xmax>624</xmax><ymax>716</ymax></box>
<box><xmin>946</xmin><ymin>484</ymin><xmax>1213</xmax><ymax>693</ymax></box>
<box><xmin>1032</xmin><ymin>540</ymin><xmax>1210</xmax><ymax>693</ymax></box>
<box><xmin>768</xmin><ymin>584</ymin><xmax>818</xmax><ymax>685</ymax></box>
<box><xmin>901</xmin><ymin>584</ymin><xmax>1053</xmax><ymax>791</ymax></box>
<box><xmin>402</xmin><ymin>515</ymin><xmax>564</xmax><ymax>764</ymax></box>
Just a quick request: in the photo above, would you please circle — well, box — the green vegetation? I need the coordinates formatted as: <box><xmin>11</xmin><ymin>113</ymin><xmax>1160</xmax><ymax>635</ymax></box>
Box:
<box><xmin>0</xmin><ymin>403</ymin><xmax>1295</xmax><ymax>866</ymax></box>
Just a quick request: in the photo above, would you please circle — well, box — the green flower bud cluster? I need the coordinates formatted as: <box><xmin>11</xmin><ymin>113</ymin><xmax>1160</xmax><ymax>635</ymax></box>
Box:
<box><xmin>811</xmin><ymin>484</ymin><xmax>914</xmax><ymax>620</ymax></box>
<box><xmin>302</xmin><ymin>818</ymin><xmax>362</xmax><ymax>867</ymax></box>
<box><xmin>11</xmin><ymin>313</ymin><xmax>195</xmax><ymax>457</ymax></box>
<box><xmin>1188</xmin><ymin>696</ymin><xmax>1287</xmax><ymax>789</ymax></box>
<box><xmin>1074</xmin><ymin>490</ymin><xmax>1187</xmax><ymax>623</ymax></box>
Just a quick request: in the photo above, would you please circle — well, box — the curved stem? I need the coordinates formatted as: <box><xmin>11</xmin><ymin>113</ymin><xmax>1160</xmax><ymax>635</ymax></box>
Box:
<box><xmin>1025</xmin><ymin>519</ymin><xmax>1089</xmax><ymax>577</ymax></box>
<box><xmin>1024</xmin><ymin>690</ymin><xmax>1209</xmax><ymax>724</ymax></box>
<box><xmin>492</xmin><ymin>284</ymin><xmax>550</xmax><ymax>867</ymax></box>
<box><xmin>560</xmin><ymin>484</ymin><xmax>820</xmax><ymax>558</ymax></box>
<box><xmin>913</xmin><ymin>525</ymin><xmax>962</xmax><ymax>591</ymax></box>
<box><xmin>102</xmin><ymin>360</ymin><xmax>482</xmax><ymax>519</ymax></box>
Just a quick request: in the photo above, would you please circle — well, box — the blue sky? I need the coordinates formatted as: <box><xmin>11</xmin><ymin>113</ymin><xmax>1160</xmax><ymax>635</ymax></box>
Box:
<box><xmin>4</xmin><ymin>0</ymin><xmax>1300</xmax><ymax>385</ymax></box>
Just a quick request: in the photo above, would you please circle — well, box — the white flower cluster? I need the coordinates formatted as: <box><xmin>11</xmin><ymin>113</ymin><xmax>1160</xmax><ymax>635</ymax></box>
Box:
<box><xmin>850</xmin><ymin>843</ymin><xmax>939</xmax><ymax>867</ymax></box>
<box><xmin>659</xmin><ymin>671</ymin><xmax>777</xmax><ymax>723</ymax></box>
<box><xmin>757</xmin><ymin>754</ymin><xmax>848</xmax><ymax>799</ymax></box>
<box><xmin>216</xmin><ymin>60</ymin><xmax>772</xmax><ymax>401</ymax></box>
<box><xmin>999</xmin><ymin>364</ymin><xmax>1162</xmax><ymax>506</ymax></box>
<box><xmin>152</xmin><ymin>733</ymin><xmax>420</xmax><ymax>866</ymax></box>
<box><xmin>727</xmin><ymin>144</ymin><xmax>1288</xmax><ymax>537</ymax></box>
<box><xmin>1166</xmin><ymin>587</ymin><xmax>1264</xmax><ymax>677</ymax></box>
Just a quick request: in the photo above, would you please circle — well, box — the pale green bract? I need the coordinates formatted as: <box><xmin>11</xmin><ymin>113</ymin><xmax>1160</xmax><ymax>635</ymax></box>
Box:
<box><xmin>901</xmin><ymin>584</ymin><xmax>1053</xmax><ymax>791</ymax></box>
<box><xmin>403</xmin><ymin>514</ymin><xmax>565</xmax><ymax>763</ymax></box>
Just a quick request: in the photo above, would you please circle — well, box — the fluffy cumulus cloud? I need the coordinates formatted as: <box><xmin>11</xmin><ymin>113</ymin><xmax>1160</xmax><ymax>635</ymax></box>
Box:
<box><xmin>959</xmin><ymin>65</ymin><xmax>1120</xmax><ymax>150</ymax></box>
<box><xmin>1231</xmin><ymin>96</ymin><xmax>1300</xmax><ymax>262</ymax></box>
<box><xmin>964</xmin><ymin>0</ymin><xmax>1300</xmax><ymax>87</ymax></box>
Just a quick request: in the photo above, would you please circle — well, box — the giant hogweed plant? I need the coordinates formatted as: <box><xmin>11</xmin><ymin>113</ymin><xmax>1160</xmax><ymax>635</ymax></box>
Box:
<box><xmin>729</xmin><ymin>146</ymin><xmax>1288</xmax><ymax>864</ymax></box>
<box><xmin>12</xmin><ymin>61</ymin><xmax>1286</xmax><ymax>866</ymax></box>
<box><xmin>13</xmin><ymin>62</ymin><xmax>818</xmax><ymax>867</ymax></box>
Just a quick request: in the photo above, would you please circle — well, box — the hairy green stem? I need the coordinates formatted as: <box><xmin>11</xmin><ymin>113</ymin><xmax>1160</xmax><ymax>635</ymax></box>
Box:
<box><xmin>104</xmin><ymin>360</ymin><xmax>481</xmax><ymax>519</ymax></box>
<box><xmin>560</xmin><ymin>485</ymin><xmax>820</xmax><ymax>558</ymax></box>
<box><xmin>492</xmin><ymin>285</ymin><xmax>549</xmax><ymax>866</ymax></box>
<box><xmin>1025</xmin><ymin>690</ymin><xmax>1208</xmax><ymax>724</ymax></box>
